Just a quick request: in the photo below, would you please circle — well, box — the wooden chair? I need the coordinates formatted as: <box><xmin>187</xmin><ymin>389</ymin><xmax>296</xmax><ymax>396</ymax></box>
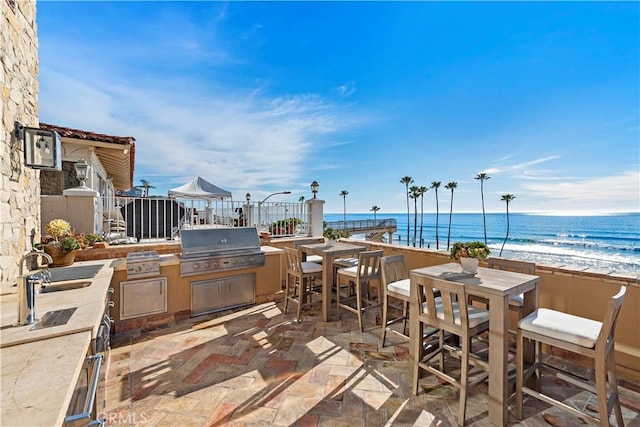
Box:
<box><xmin>516</xmin><ymin>286</ymin><xmax>626</xmax><ymax>427</ymax></box>
<box><xmin>332</xmin><ymin>241</ymin><xmax>372</xmax><ymax>297</ymax></box>
<box><xmin>469</xmin><ymin>257</ymin><xmax>535</xmax><ymax>314</ymax></box>
<box><xmin>469</xmin><ymin>258</ymin><xmax>536</xmax><ymax>344</ymax></box>
<box><xmin>283</xmin><ymin>246</ymin><xmax>323</xmax><ymax>322</ymax></box>
<box><xmin>380</xmin><ymin>254</ymin><xmax>410</xmax><ymax>347</ymax></box>
<box><xmin>411</xmin><ymin>275</ymin><xmax>490</xmax><ymax>426</ymax></box>
<box><xmin>336</xmin><ymin>250</ymin><xmax>383</xmax><ymax>332</ymax></box>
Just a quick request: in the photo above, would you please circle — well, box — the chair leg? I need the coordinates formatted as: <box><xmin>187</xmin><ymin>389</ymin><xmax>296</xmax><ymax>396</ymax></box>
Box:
<box><xmin>402</xmin><ymin>301</ymin><xmax>409</xmax><ymax>336</ymax></box>
<box><xmin>356</xmin><ymin>280</ymin><xmax>364</xmax><ymax>332</ymax></box>
<box><xmin>412</xmin><ymin>320</ymin><xmax>423</xmax><ymax>395</ymax></box>
<box><xmin>296</xmin><ymin>278</ymin><xmax>304</xmax><ymax>322</ymax></box>
<box><xmin>515</xmin><ymin>329</ymin><xmax>524</xmax><ymax>420</ymax></box>
<box><xmin>607</xmin><ymin>353</ymin><xmax>624</xmax><ymax>427</ymax></box>
<box><xmin>284</xmin><ymin>273</ymin><xmax>290</xmax><ymax>314</ymax></box>
<box><xmin>336</xmin><ymin>275</ymin><xmax>342</xmax><ymax>320</ymax></box>
<box><xmin>438</xmin><ymin>330</ymin><xmax>445</xmax><ymax>372</ymax></box>
<box><xmin>381</xmin><ymin>292</ymin><xmax>389</xmax><ymax>346</ymax></box>
<box><xmin>595</xmin><ymin>352</ymin><xmax>612</xmax><ymax>427</ymax></box>
<box><xmin>458</xmin><ymin>334</ymin><xmax>470</xmax><ymax>426</ymax></box>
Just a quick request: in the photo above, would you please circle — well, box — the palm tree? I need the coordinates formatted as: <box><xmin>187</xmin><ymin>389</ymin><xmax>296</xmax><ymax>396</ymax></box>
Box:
<box><xmin>139</xmin><ymin>179</ymin><xmax>155</xmax><ymax>197</ymax></box>
<box><xmin>400</xmin><ymin>176</ymin><xmax>414</xmax><ymax>246</ymax></box>
<box><xmin>340</xmin><ymin>190</ymin><xmax>349</xmax><ymax>228</ymax></box>
<box><xmin>298</xmin><ymin>196</ymin><xmax>305</xmax><ymax>203</ymax></box>
<box><xmin>370</xmin><ymin>205</ymin><xmax>380</xmax><ymax>221</ymax></box>
<box><xmin>499</xmin><ymin>194</ymin><xmax>516</xmax><ymax>256</ymax></box>
<box><xmin>444</xmin><ymin>181</ymin><xmax>457</xmax><ymax>250</ymax></box>
<box><xmin>475</xmin><ymin>173</ymin><xmax>490</xmax><ymax>245</ymax></box>
<box><xmin>431</xmin><ymin>181</ymin><xmax>441</xmax><ymax>249</ymax></box>
<box><xmin>418</xmin><ymin>186</ymin><xmax>428</xmax><ymax>247</ymax></box>
<box><xmin>409</xmin><ymin>186</ymin><xmax>421</xmax><ymax>247</ymax></box>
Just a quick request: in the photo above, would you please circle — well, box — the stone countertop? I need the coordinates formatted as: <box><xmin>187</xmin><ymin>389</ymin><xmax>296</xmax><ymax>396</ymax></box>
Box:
<box><xmin>0</xmin><ymin>258</ymin><xmax>115</xmax><ymax>426</ymax></box>
<box><xmin>1</xmin><ymin>332</ymin><xmax>92</xmax><ymax>427</ymax></box>
<box><xmin>0</xmin><ymin>258</ymin><xmax>115</xmax><ymax>348</ymax></box>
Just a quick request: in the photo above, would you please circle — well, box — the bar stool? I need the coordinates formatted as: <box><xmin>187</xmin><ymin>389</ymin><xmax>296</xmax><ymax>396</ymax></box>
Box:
<box><xmin>283</xmin><ymin>246</ymin><xmax>323</xmax><ymax>322</ymax></box>
<box><xmin>332</xmin><ymin>241</ymin><xmax>371</xmax><ymax>297</ymax></box>
<box><xmin>411</xmin><ymin>275</ymin><xmax>490</xmax><ymax>426</ymax></box>
<box><xmin>380</xmin><ymin>254</ymin><xmax>410</xmax><ymax>347</ymax></box>
<box><xmin>516</xmin><ymin>286</ymin><xmax>626</xmax><ymax>427</ymax></box>
<box><xmin>336</xmin><ymin>250</ymin><xmax>383</xmax><ymax>332</ymax></box>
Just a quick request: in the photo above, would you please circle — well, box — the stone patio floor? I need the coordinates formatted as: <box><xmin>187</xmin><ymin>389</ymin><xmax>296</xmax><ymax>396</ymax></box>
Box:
<box><xmin>103</xmin><ymin>299</ymin><xmax>639</xmax><ymax>426</ymax></box>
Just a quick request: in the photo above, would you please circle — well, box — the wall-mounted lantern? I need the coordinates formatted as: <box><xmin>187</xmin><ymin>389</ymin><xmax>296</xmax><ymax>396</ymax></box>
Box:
<box><xmin>15</xmin><ymin>121</ymin><xmax>62</xmax><ymax>171</ymax></box>
<box><xmin>74</xmin><ymin>158</ymin><xmax>89</xmax><ymax>187</ymax></box>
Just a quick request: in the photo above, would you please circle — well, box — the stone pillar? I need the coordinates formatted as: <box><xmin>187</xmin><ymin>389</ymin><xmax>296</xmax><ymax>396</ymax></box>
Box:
<box><xmin>307</xmin><ymin>198</ymin><xmax>324</xmax><ymax>237</ymax></box>
<box><xmin>62</xmin><ymin>187</ymin><xmax>100</xmax><ymax>234</ymax></box>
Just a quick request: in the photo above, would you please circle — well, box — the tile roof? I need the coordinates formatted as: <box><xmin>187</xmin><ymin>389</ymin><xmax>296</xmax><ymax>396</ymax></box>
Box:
<box><xmin>39</xmin><ymin>123</ymin><xmax>136</xmax><ymax>190</ymax></box>
<box><xmin>39</xmin><ymin>123</ymin><xmax>135</xmax><ymax>145</ymax></box>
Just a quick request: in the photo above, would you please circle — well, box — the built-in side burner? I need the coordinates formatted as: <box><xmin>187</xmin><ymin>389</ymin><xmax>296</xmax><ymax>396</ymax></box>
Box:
<box><xmin>126</xmin><ymin>250</ymin><xmax>161</xmax><ymax>279</ymax></box>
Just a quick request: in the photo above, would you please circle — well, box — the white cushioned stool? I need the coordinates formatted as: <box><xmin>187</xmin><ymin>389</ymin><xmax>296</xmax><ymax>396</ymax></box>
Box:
<box><xmin>515</xmin><ymin>286</ymin><xmax>626</xmax><ymax>427</ymax></box>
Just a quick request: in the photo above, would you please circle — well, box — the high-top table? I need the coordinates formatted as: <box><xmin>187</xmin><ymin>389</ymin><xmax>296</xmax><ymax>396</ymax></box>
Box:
<box><xmin>299</xmin><ymin>242</ymin><xmax>368</xmax><ymax>322</ymax></box>
<box><xmin>410</xmin><ymin>262</ymin><xmax>539</xmax><ymax>426</ymax></box>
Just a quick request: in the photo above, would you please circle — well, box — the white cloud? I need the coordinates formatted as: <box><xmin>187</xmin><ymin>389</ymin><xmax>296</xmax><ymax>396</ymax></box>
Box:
<box><xmin>334</xmin><ymin>81</ymin><xmax>356</xmax><ymax>98</ymax></box>
<box><xmin>522</xmin><ymin>170</ymin><xmax>640</xmax><ymax>212</ymax></box>
<box><xmin>39</xmin><ymin>64</ymin><xmax>362</xmax><ymax>194</ymax></box>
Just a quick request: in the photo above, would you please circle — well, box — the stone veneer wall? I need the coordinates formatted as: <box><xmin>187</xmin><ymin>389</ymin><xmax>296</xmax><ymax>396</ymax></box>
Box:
<box><xmin>0</xmin><ymin>0</ymin><xmax>40</xmax><ymax>288</ymax></box>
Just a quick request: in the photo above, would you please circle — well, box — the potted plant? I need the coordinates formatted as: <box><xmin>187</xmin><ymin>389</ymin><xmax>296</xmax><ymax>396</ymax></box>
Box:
<box><xmin>40</xmin><ymin>219</ymin><xmax>84</xmax><ymax>267</ymax></box>
<box><xmin>323</xmin><ymin>227</ymin><xmax>350</xmax><ymax>246</ymax></box>
<box><xmin>450</xmin><ymin>241</ymin><xmax>490</xmax><ymax>273</ymax></box>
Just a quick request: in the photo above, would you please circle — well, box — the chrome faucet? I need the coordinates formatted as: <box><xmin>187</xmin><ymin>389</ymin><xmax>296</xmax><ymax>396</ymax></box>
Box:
<box><xmin>17</xmin><ymin>251</ymin><xmax>53</xmax><ymax>325</ymax></box>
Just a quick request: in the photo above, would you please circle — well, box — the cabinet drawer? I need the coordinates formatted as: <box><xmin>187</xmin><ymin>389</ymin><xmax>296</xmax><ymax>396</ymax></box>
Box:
<box><xmin>120</xmin><ymin>277</ymin><xmax>167</xmax><ymax>320</ymax></box>
<box><xmin>191</xmin><ymin>274</ymin><xmax>255</xmax><ymax>317</ymax></box>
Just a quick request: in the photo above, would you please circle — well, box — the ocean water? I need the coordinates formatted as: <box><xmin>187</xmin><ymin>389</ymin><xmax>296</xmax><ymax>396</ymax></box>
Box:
<box><xmin>324</xmin><ymin>212</ymin><xmax>640</xmax><ymax>274</ymax></box>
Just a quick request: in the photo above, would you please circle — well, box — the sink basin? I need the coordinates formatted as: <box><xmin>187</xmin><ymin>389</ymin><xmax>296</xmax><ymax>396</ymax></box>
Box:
<box><xmin>39</xmin><ymin>280</ymin><xmax>92</xmax><ymax>294</ymax></box>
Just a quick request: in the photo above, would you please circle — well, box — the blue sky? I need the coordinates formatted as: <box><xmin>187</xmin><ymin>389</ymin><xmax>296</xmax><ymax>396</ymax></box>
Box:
<box><xmin>37</xmin><ymin>1</ymin><xmax>639</xmax><ymax>214</ymax></box>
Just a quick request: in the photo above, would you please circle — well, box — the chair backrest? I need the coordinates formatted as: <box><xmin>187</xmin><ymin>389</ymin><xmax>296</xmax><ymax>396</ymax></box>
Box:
<box><xmin>487</xmin><ymin>257</ymin><xmax>536</xmax><ymax>275</ymax></box>
<box><xmin>381</xmin><ymin>254</ymin><xmax>408</xmax><ymax>287</ymax></box>
<box><xmin>412</xmin><ymin>275</ymin><xmax>471</xmax><ymax>333</ymax></box>
<box><xmin>283</xmin><ymin>246</ymin><xmax>302</xmax><ymax>276</ymax></box>
<box><xmin>355</xmin><ymin>250</ymin><xmax>383</xmax><ymax>282</ymax></box>
<box><xmin>596</xmin><ymin>286</ymin><xmax>627</xmax><ymax>351</ymax></box>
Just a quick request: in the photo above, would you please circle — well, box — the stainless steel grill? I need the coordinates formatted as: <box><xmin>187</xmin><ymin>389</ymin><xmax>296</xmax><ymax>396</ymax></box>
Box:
<box><xmin>179</xmin><ymin>228</ymin><xmax>265</xmax><ymax>277</ymax></box>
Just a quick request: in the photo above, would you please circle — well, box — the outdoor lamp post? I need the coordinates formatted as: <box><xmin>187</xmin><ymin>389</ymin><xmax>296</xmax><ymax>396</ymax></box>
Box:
<box><xmin>245</xmin><ymin>193</ymin><xmax>251</xmax><ymax>202</ymax></box>
<box><xmin>74</xmin><ymin>158</ymin><xmax>89</xmax><ymax>187</ymax></box>
<box><xmin>311</xmin><ymin>181</ymin><xmax>319</xmax><ymax>198</ymax></box>
<box><xmin>258</xmin><ymin>191</ymin><xmax>291</xmax><ymax>231</ymax></box>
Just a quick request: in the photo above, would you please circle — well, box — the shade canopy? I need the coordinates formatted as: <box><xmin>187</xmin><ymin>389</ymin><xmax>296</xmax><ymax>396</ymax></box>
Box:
<box><xmin>168</xmin><ymin>177</ymin><xmax>232</xmax><ymax>200</ymax></box>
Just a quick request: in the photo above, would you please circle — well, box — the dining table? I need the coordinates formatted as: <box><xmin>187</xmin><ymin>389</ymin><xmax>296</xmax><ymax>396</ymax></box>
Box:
<box><xmin>299</xmin><ymin>241</ymin><xmax>368</xmax><ymax>322</ymax></box>
<box><xmin>409</xmin><ymin>262</ymin><xmax>540</xmax><ymax>426</ymax></box>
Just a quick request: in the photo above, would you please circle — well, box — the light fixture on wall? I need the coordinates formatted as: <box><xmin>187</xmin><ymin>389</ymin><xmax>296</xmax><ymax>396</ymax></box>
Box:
<box><xmin>14</xmin><ymin>121</ymin><xmax>61</xmax><ymax>171</ymax></box>
<box><xmin>74</xmin><ymin>158</ymin><xmax>89</xmax><ymax>187</ymax></box>
<box><xmin>311</xmin><ymin>180</ymin><xmax>319</xmax><ymax>198</ymax></box>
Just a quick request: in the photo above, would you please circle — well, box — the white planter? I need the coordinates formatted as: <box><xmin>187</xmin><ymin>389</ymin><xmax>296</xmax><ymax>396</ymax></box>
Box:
<box><xmin>325</xmin><ymin>238</ymin><xmax>335</xmax><ymax>247</ymax></box>
<box><xmin>460</xmin><ymin>257</ymin><xmax>479</xmax><ymax>274</ymax></box>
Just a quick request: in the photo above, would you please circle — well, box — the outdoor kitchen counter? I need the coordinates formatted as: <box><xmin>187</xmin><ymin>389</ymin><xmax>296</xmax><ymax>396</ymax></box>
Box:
<box><xmin>1</xmin><ymin>331</ymin><xmax>91</xmax><ymax>427</ymax></box>
<box><xmin>0</xmin><ymin>259</ymin><xmax>115</xmax><ymax>426</ymax></box>
<box><xmin>0</xmin><ymin>258</ymin><xmax>115</xmax><ymax>348</ymax></box>
<box><xmin>109</xmin><ymin>246</ymin><xmax>283</xmax><ymax>330</ymax></box>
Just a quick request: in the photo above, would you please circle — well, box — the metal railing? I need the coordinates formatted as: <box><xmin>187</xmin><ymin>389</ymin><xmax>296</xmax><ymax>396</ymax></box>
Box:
<box><xmin>101</xmin><ymin>196</ymin><xmax>307</xmax><ymax>243</ymax></box>
<box><xmin>324</xmin><ymin>218</ymin><xmax>397</xmax><ymax>234</ymax></box>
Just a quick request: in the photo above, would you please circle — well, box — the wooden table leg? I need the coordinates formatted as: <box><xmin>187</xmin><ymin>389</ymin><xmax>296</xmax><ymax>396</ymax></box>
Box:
<box><xmin>488</xmin><ymin>294</ymin><xmax>509</xmax><ymax>426</ymax></box>
<box><xmin>321</xmin><ymin>255</ymin><xmax>332</xmax><ymax>322</ymax></box>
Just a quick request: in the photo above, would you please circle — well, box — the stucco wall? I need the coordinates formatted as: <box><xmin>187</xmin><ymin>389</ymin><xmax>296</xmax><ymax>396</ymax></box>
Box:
<box><xmin>0</xmin><ymin>0</ymin><xmax>40</xmax><ymax>288</ymax></box>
